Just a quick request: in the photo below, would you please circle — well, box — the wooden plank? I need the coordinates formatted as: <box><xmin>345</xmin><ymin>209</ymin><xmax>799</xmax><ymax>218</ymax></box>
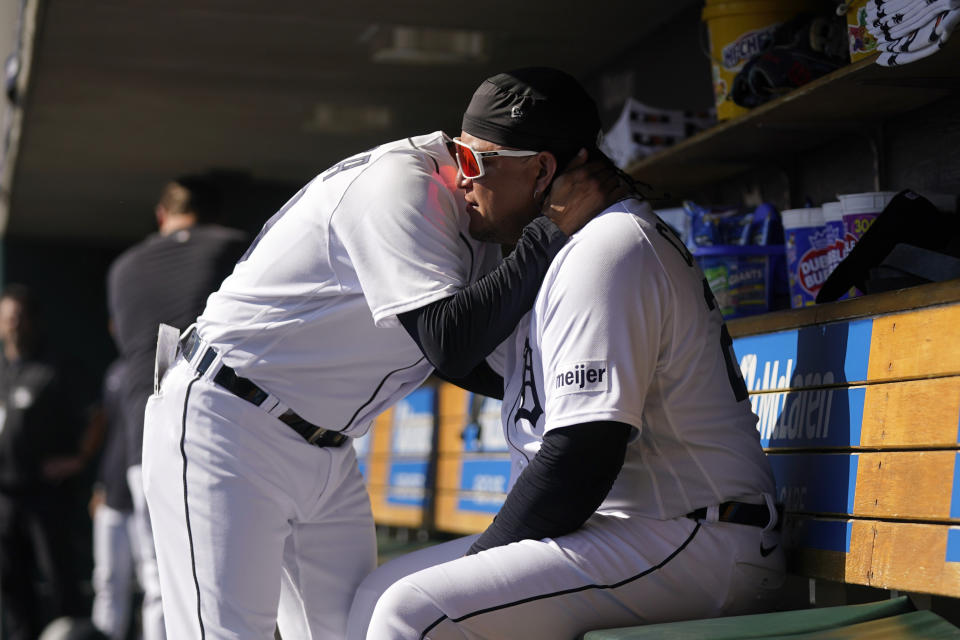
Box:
<box><xmin>734</xmin><ymin>318</ymin><xmax>873</xmax><ymax>393</ymax></box>
<box><xmin>787</xmin><ymin>547</ymin><xmax>846</xmax><ymax>584</ymax></box>
<box><xmin>435</xmin><ymin>484</ymin><xmax>505</xmax><ymax>520</ymax></box>
<box><xmin>755</xmin><ymin>385</ymin><xmax>864</xmax><ymax>449</ymax></box>
<box><xmin>387</xmin><ymin>386</ymin><xmax>435</xmax><ymax>457</ymax></box>
<box><xmin>771</xmin><ymin>453</ymin><xmax>857</xmax><ymax>517</ymax></box>
<box><xmin>769</xmin><ymin>451</ymin><xmax>958</xmax><ymax>521</ymax></box>
<box><xmin>433</xmin><ymin>453</ymin><xmax>508</xmax><ymax>535</ymax></box>
<box><xmin>868</xmin><ymin>306</ymin><xmax>960</xmax><ymax>381</ymax></box>
<box><xmin>454</xmin><ymin>456</ymin><xmax>509</xmax><ymax>501</ymax></box>
<box><xmin>381</xmin><ymin>457</ymin><xmax>429</xmax><ymax>501</ymax></box>
<box><xmin>853</xmin><ymin>452</ymin><xmax>954</xmax><ymax>520</ymax></box>
<box><xmin>728</xmin><ymin>280</ymin><xmax>960</xmax><ymax>338</ymax></box>
<box><xmin>436</xmin><ymin>384</ymin><xmax>469</xmax><ymax>454</ymax></box>
<box><xmin>734</xmin><ymin>304</ymin><xmax>960</xmax><ymax>397</ymax></box>
<box><xmin>432</xmin><ymin>382</ymin><xmax>511</xmax><ymax>535</ymax></box>
<box><xmin>863</xmin><ymin>521</ymin><xmax>960</xmax><ymax>595</ymax></box>
<box><xmin>756</xmin><ymin>377</ymin><xmax>960</xmax><ymax>450</ymax></box>
<box><xmin>364</xmin><ymin>409</ymin><xmax>393</xmax><ymax>489</ymax></box>
<box><xmin>436</xmin><ymin>453</ymin><xmax>510</xmax><ymax>489</ymax></box>
<box><xmin>436</xmin><ymin>382</ymin><xmax>468</xmax><ymax>426</ymax></box>
<box><xmin>860</xmin><ymin>377</ymin><xmax>960</xmax><ymax>448</ymax></box>
<box><xmin>433</xmin><ymin>492</ymin><xmax>495</xmax><ymax>535</ymax></box>
<box><xmin>436</xmin><ymin>454</ymin><xmax>461</xmax><ymax>492</ymax></box>
<box><xmin>787</xmin><ymin>516</ymin><xmax>960</xmax><ymax>597</ymax></box>
<box><xmin>437</xmin><ymin>386</ymin><xmax>509</xmax><ymax>457</ymax></box>
<box><xmin>369</xmin><ymin>486</ymin><xmax>427</xmax><ymax>529</ymax></box>
<box><xmin>364</xmin><ymin>390</ymin><xmax>437</xmax><ymax>529</ymax></box>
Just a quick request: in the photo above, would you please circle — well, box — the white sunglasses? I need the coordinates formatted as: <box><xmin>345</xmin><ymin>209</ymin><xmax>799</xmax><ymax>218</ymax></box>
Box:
<box><xmin>452</xmin><ymin>137</ymin><xmax>538</xmax><ymax>179</ymax></box>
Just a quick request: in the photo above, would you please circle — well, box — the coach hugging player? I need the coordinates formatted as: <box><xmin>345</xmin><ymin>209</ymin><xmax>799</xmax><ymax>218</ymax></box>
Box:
<box><xmin>141</xmin><ymin>65</ymin><xmax>621</xmax><ymax>638</ymax></box>
<box><xmin>142</xmin><ymin>65</ymin><xmax>781</xmax><ymax>640</ymax></box>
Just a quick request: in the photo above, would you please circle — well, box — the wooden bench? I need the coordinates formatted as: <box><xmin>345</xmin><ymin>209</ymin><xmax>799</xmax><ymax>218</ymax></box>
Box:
<box><xmin>734</xmin><ymin>280</ymin><xmax>960</xmax><ymax>600</ymax></box>
<box><xmin>586</xmin><ymin>281</ymin><xmax>960</xmax><ymax>636</ymax></box>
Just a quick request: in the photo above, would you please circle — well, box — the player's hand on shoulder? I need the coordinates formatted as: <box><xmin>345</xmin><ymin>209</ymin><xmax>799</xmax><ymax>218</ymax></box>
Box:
<box><xmin>542</xmin><ymin>149</ymin><xmax>631</xmax><ymax>237</ymax></box>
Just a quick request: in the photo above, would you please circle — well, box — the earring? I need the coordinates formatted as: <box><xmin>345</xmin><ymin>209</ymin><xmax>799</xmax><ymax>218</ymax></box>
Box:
<box><xmin>533</xmin><ymin>190</ymin><xmax>539</xmax><ymax>200</ymax></box>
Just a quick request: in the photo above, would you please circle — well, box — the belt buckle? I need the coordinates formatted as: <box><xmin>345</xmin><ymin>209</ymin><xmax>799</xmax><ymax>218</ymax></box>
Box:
<box><xmin>721</xmin><ymin>502</ymin><xmax>739</xmax><ymax>521</ymax></box>
<box><xmin>307</xmin><ymin>426</ymin><xmax>331</xmax><ymax>445</ymax></box>
<box><xmin>308</xmin><ymin>425</ymin><xmax>347</xmax><ymax>447</ymax></box>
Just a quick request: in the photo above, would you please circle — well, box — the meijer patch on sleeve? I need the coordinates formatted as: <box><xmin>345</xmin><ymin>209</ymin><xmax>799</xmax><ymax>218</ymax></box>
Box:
<box><xmin>553</xmin><ymin>360</ymin><xmax>609</xmax><ymax>396</ymax></box>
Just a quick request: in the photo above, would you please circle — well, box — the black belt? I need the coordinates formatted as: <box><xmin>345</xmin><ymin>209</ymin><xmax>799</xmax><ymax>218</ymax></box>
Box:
<box><xmin>180</xmin><ymin>330</ymin><xmax>348</xmax><ymax>448</ymax></box>
<box><xmin>686</xmin><ymin>501</ymin><xmax>780</xmax><ymax>529</ymax></box>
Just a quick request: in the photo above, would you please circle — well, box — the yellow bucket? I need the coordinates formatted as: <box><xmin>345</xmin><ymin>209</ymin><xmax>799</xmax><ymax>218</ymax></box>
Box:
<box><xmin>702</xmin><ymin>0</ymin><xmax>814</xmax><ymax>120</ymax></box>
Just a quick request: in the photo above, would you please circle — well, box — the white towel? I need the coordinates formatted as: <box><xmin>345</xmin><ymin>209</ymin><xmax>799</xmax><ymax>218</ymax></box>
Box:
<box><xmin>877</xmin><ymin>38</ymin><xmax>944</xmax><ymax>63</ymax></box>
<box><xmin>868</xmin><ymin>0</ymin><xmax>960</xmax><ymax>39</ymax></box>
<box><xmin>866</xmin><ymin>0</ymin><xmax>921</xmax><ymax>18</ymax></box>
<box><xmin>877</xmin><ymin>7</ymin><xmax>960</xmax><ymax>64</ymax></box>
<box><xmin>880</xmin><ymin>8</ymin><xmax>960</xmax><ymax>52</ymax></box>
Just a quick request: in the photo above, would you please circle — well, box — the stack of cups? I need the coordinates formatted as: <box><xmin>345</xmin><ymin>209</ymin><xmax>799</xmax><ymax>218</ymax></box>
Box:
<box><xmin>822</xmin><ymin>201</ymin><xmax>844</xmax><ymax>241</ymax></box>
<box><xmin>837</xmin><ymin>191</ymin><xmax>897</xmax><ymax>298</ymax></box>
<box><xmin>838</xmin><ymin>191</ymin><xmax>897</xmax><ymax>242</ymax></box>
<box><xmin>822</xmin><ymin>201</ymin><xmax>851</xmax><ymax>301</ymax></box>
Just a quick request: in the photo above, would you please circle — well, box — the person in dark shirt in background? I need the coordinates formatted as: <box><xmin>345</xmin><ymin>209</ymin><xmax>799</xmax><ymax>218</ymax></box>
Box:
<box><xmin>89</xmin><ymin>357</ymin><xmax>137</xmax><ymax>640</ymax></box>
<box><xmin>0</xmin><ymin>284</ymin><xmax>90</xmax><ymax>640</ymax></box>
<box><xmin>106</xmin><ymin>176</ymin><xmax>248</xmax><ymax>640</ymax></box>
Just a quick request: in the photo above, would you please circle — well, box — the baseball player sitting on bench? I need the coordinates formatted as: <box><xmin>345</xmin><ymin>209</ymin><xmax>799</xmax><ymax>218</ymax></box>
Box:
<box><xmin>348</xmin><ymin>68</ymin><xmax>786</xmax><ymax>640</ymax></box>
<box><xmin>141</xmin><ymin>92</ymin><xmax>625</xmax><ymax>636</ymax></box>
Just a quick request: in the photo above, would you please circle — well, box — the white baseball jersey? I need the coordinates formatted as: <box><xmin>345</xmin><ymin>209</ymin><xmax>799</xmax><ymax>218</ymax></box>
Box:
<box><xmin>500</xmin><ymin>197</ymin><xmax>775</xmax><ymax>518</ymax></box>
<box><xmin>144</xmin><ymin>132</ymin><xmax>503</xmax><ymax>640</ymax></box>
<box><xmin>352</xmin><ymin>198</ymin><xmax>785</xmax><ymax>640</ymax></box>
<box><xmin>196</xmin><ymin>131</ymin><xmax>500</xmax><ymax>436</ymax></box>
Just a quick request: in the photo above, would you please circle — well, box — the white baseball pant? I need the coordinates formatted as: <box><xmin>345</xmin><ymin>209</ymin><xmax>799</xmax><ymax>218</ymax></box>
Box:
<box><xmin>349</xmin><ymin>509</ymin><xmax>785</xmax><ymax>639</ymax></box>
<box><xmin>143</xmin><ymin>357</ymin><xmax>376</xmax><ymax>639</ymax></box>
<box><xmin>91</xmin><ymin>503</ymin><xmax>137</xmax><ymax>640</ymax></box>
<box><xmin>128</xmin><ymin>465</ymin><xmax>166</xmax><ymax>640</ymax></box>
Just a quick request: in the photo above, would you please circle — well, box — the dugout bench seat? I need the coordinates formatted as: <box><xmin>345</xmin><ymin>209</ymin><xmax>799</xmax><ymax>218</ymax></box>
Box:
<box><xmin>582</xmin><ymin>596</ymin><xmax>959</xmax><ymax>639</ymax></box>
<box><xmin>587</xmin><ymin>280</ymin><xmax>960</xmax><ymax>638</ymax></box>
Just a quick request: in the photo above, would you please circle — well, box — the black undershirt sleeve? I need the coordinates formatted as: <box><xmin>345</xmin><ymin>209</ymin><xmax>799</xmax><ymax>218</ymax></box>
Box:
<box><xmin>466</xmin><ymin>421</ymin><xmax>632</xmax><ymax>555</ymax></box>
<box><xmin>432</xmin><ymin>361</ymin><xmax>504</xmax><ymax>401</ymax></box>
<box><xmin>398</xmin><ymin>216</ymin><xmax>566</xmax><ymax>379</ymax></box>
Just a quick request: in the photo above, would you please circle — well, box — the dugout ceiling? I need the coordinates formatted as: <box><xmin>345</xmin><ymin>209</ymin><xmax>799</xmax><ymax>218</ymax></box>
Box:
<box><xmin>5</xmin><ymin>0</ymin><xmax>702</xmax><ymax>244</ymax></box>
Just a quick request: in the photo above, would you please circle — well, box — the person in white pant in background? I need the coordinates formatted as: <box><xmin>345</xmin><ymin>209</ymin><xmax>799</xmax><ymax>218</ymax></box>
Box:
<box><xmin>90</xmin><ymin>504</ymin><xmax>137</xmax><ymax>640</ymax></box>
<box><xmin>349</xmin><ymin>67</ymin><xmax>786</xmax><ymax>640</ymax></box>
<box><xmin>90</xmin><ymin>358</ymin><xmax>138</xmax><ymax>640</ymax></box>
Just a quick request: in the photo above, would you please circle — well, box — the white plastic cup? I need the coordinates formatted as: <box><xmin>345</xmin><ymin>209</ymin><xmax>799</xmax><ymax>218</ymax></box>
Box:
<box><xmin>822</xmin><ymin>201</ymin><xmax>843</xmax><ymax>228</ymax></box>
<box><xmin>838</xmin><ymin>191</ymin><xmax>897</xmax><ymax>241</ymax></box>
<box><xmin>822</xmin><ymin>201</ymin><xmax>854</xmax><ymax>301</ymax></box>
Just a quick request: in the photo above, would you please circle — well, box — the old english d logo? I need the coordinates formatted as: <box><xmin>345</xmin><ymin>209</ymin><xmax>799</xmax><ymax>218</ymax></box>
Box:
<box><xmin>513</xmin><ymin>338</ymin><xmax>543</xmax><ymax>427</ymax></box>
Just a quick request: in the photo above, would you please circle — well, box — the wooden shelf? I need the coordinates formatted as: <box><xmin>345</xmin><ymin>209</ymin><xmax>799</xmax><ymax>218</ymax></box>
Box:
<box><xmin>627</xmin><ymin>38</ymin><xmax>960</xmax><ymax>197</ymax></box>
